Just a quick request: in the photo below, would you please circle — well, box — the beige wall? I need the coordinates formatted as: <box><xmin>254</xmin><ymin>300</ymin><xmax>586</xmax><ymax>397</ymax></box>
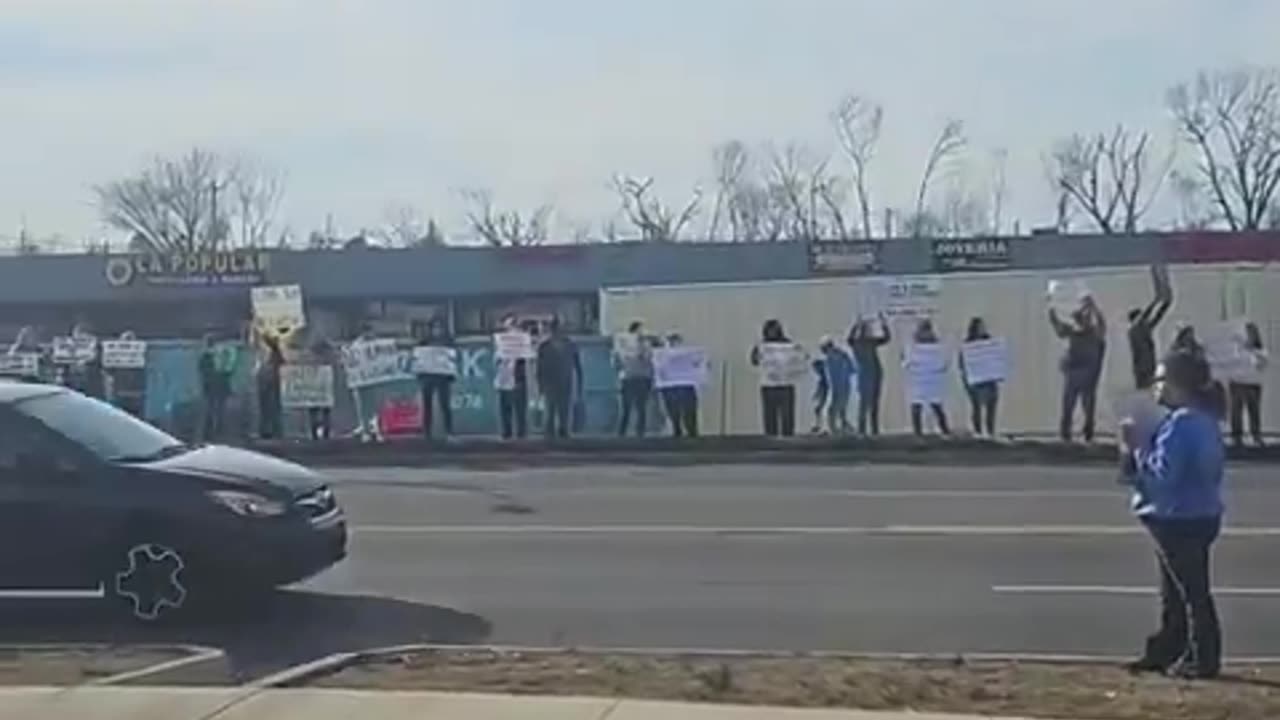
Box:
<box><xmin>601</xmin><ymin>263</ymin><xmax>1279</xmax><ymax>437</ymax></box>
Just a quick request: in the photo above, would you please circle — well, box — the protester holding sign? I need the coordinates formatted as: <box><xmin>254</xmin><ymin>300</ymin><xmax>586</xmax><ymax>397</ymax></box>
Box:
<box><xmin>288</xmin><ymin>336</ymin><xmax>337</xmax><ymax>440</ymax></box>
<box><xmin>198</xmin><ymin>334</ymin><xmax>232</xmax><ymax>441</ymax></box>
<box><xmin>1127</xmin><ymin>265</ymin><xmax>1174</xmax><ymax>390</ymax></box>
<box><xmin>819</xmin><ymin>336</ymin><xmax>857</xmax><ymax>435</ymax></box>
<box><xmin>750</xmin><ymin>319</ymin><xmax>803</xmax><ymax>437</ymax></box>
<box><xmin>253</xmin><ymin>324</ymin><xmax>289</xmax><ymax>440</ymax></box>
<box><xmin>655</xmin><ymin>332</ymin><xmax>703</xmax><ymax>438</ymax></box>
<box><xmin>1228</xmin><ymin>322</ymin><xmax>1268</xmax><ymax>448</ymax></box>
<box><xmin>848</xmin><ymin>314</ymin><xmax>890</xmax><ymax>436</ymax></box>
<box><xmin>413</xmin><ymin>318</ymin><xmax>457</xmax><ymax>439</ymax></box>
<box><xmin>4</xmin><ymin>326</ymin><xmax>45</xmax><ymax>383</ymax></box>
<box><xmin>958</xmin><ymin>318</ymin><xmax>1003</xmax><ymax>437</ymax></box>
<box><xmin>904</xmin><ymin>319</ymin><xmax>950</xmax><ymax>436</ymax></box>
<box><xmin>493</xmin><ymin>316</ymin><xmax>532</xmax><ymax>440</ymax></box>
<box><xmin>537</xmin><ymin>317</ymin><xmax>582</xmax><ymax>439</ymax></box>
<box><xmin>105</xmin><ymin>331</ymin><xmax>147</xmax><ymax>417</ymax></box>
<box><xmin>1049</xmin><ymin>295</ymin><xmax>1106</xmax><ymax>442</ymax></box>
<box><xmin>613</xmin><ymin>321</ymin><xmax>656</xmax><ymax>438</ymax></box>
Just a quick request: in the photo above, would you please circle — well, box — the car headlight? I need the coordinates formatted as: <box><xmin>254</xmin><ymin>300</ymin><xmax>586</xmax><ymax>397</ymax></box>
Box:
<box><xmin>209</xmin><ymin>490</ymin><xmax>288</xmax><ymax>518</ymax></box>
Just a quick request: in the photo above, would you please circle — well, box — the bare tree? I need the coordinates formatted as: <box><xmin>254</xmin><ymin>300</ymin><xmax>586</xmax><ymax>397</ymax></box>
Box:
<box><xmin>461</xmin><ymin>189</ymin><xmax>552</xmax><ymax>247</ymax></box>
<box><xmin>709</xmin><ymin>141</ymin><xmax>750</xmax><ymax>241</ymax></box>
<box><xmin>832</xmin><ymin>95</ymin><xmax>884</xmax><ymax>239</ymax></box>
<box><xmin>95</xmin><ymin>148</ymin><xmax>283</xmax><ymax>252</ymax></box>
<box><xmin>612</xmin><ymin>175</ymin><xmax>702</xmax><ymax>243</ymax></box>
<box><xmin>374</xmin><ymin>204</ymin><xmax>445</xmax><ymax>247</ymax></box>
<box><xmin>989</xmin><ymin>148</ymin><xmax>1009</xmax><ymax>235</ymax></box>
<box><xmin>913</xmin><ymin>120</ymin><xmax>967</xmax><ymax>235</ymax></box>
<box><xmin>1047</xmin><ymin>125</ymin><xmax>1171</xmax><ymax>234</ymax></box>
<box><xmin>1167</xmin><ymin>67</ymin><xmax>1280</xmax><ymax>231</ymax></box>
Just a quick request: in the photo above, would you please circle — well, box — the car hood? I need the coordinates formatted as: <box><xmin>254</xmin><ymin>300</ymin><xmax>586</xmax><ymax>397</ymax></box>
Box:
<box><xmin>143</xmin><ymin>444</ymin><xmax>325</xmax><ymax>496</ymax></box>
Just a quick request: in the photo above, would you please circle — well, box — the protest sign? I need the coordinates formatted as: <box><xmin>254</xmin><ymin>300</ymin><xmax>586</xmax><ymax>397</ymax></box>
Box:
<box><xmin>654</xmin><ymin>346</ymin><xmax>709</xmax><ymax>389</ymax></box>
<box><xmin>412</xmin><ymin>346</ymin><xmax>458</xmax><ymax>377</ymax></box>
<box><xmin>758</xmin><ymin>342</ymin><xmax>808</xmax><ymax>387</ymax></box>
<box><xmin>1047</xmin><ymin>279</ymin><xmax>1090</xmax><ymax>316</ymax></box>
<box><xmin>494</xmin><ymin>331</ymin><xmax>535</xmax><ymax>360</ymax></box>
<box><xmin>51</xmin><ymin>336</ymin><xmax>97</xmax><ymax>364</ymax></box>
<box><xmin>282</xmin><ymin>365</ymin><xmax>335</xmax><ymax>408</ymax></box>
<box><xmin>0</xmin><ymin>353</ymin><xmax>38</xmax><ymax>377</ymax></box>
<box><xmin>341</xmin><ymin>339</ymin><xmax>413</xmax><ymax>388</ymax></box>
<box><xmin>866</xmin><ymin>276</ymin><xmax>942</xmax><ymax>319</ymax></box>
<box><xmin>904</xmin><ymin>343</ymin><xmax>948</xmax><ymax>404</ymax></box>
<box><xmin>251</xmin><ymin>284</ymin><xmax>305</xmax><ymax>335</ymax></box>
<box><xmin>613</xmin><ymin>333</ymin><xmax>642</xmax><ymax>358</ymax></box>
<box><xmin>100</xmin><ymin>340</ymin><xmax>147</xmax><ymax>369</ymax></box>
<box><xmin>1203</xmin><ymin>321</ymin><xmax>1250</xmax><ymax>381</ymax></box>
<box><xmin>960</xmin><ymin>338</ymin><xmax>1008</xmax><ymax>385</ymax></box>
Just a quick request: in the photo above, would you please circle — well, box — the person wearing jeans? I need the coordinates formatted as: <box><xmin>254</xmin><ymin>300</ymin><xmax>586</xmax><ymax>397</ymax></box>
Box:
<box><xmin>659</xmin><ymin>333</ymin><xmax>699</xmax><ymax>438</ymax></box>
<box><xmin>614</xmin><ymin>321</ymin><xmax>655</xmax><ymax>437</ymax></box>
<box><xmin>537</xmin><ymin>317</ymin><xmax>582</xmax><ymax>440</ymax></box>
<box><xmin>1121</xmin><ymin>348</ymin><xmax>1226</xmax><ymax>680</ymax></box>
<box><xmin>751</xmin><ymin>319</ymin><xmax>798</xmax><ymax>437</ymax></box>
<box><xmin>1049</xmin><ymin>297</ymin><xmax>1106</xmax><ymax>442</ymax></box>
<box><xmin>848</xmin><ymin>314</ymin><xmax>890</xmax><ymax>436</ymax></box>
<box><xmin>414</xmin><ymin>318</ymin><xmax>456</xmax><ymax>439</ymax></box>
<box><xmin>1228</xmin><ymin>322</ymin><xmax>1268</xmax><ymax>448</ymax></box>
<box><xmin>959</xmin><ymin>317</ymin><xmax>1000</xmax><ymax>437</ymax></box>
<box><xmin>495</xmin><ymin>317</ymin><xmax>531</xmax><ymax>440</ymax></box>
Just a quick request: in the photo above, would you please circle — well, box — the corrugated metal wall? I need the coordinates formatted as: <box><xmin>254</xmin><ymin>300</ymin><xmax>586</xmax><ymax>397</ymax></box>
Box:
<box><xmin>601</xmin><ymin>263</ymin><xmax>1279</xmax><ymax>437</ymax></box>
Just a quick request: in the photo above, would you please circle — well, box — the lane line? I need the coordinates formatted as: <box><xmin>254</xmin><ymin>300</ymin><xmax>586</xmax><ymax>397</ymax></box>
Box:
<box><xmin>350</xmin><ymin>524</ymin><xmax>1280</xmax><ymax>537</ymax></box>
<box><xmin>994</xmin><ymin>585</ymin><xmax>1280</xmax><ymax>597</ymax></box>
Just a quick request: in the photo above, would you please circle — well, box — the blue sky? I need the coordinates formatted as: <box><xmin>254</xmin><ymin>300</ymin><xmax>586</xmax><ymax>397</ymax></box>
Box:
<box><xmin>2</xmin><ymin>0</ymin><xmax>1278</xmax><ymax>245</ymax></box>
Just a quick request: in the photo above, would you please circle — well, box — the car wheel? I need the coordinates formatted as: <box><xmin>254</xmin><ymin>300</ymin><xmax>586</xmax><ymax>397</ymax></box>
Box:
<box><xmin>107</xmin><ymin>542</ymin><xmax>191</xmax><ymax>622</ymax></box>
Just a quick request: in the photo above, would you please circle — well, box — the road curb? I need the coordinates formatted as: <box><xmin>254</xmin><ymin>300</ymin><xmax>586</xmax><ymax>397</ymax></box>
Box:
<box><xmin>255</xmin><ymin>642</ymin><xmax>1280</xmax><ymax>688</ymax></box>
<box><xmin>0</xmin><ymin>644</ymin><xmax>230</xmax><ymax>687</ymax></box>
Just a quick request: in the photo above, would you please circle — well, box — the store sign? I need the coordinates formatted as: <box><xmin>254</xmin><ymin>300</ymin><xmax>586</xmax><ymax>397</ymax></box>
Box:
<box><xmin>104</xmin><ymin>250</ymin><xmax>271</xmax><ymax>287</ymax></box>
<box><xmin>808</xmin><ymin>241</ymin><xmax>880</xmax><ymax>275</ymax></box>
<box><xmin>932</xmin><ymin>238</ymin><xmax>1012</xmax><ymax>272</ymax></box>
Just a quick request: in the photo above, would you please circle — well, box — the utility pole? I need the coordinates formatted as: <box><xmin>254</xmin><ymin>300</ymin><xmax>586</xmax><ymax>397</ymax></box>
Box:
<box><xmin>209</xmin><ymin>180</ymin><xmax>219</xmax><ymax>249</ymax></box>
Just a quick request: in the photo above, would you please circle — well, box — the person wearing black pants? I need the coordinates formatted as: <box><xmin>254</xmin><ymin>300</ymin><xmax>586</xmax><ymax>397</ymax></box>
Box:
<box><xmin>499</xmin><ymin>377</ymin><xmax>528</xmax><ymax>439</ymax></box>
<box><xmin>959</xmin><ymin>317</ymin><xmax>1000</xmax><ymax>437</ymax></box>
<box><xmin>614</xmin><ymin>322</ymin><xmax>655</xmax><ymax>438</ymax></box>
<box><xmin>661</xmin><ymin>386</ymin><xmax>699</xmax><ymax>438</ymax></box>
<box><xmin>751</xmin><ymin>319</ymin><xmax>798</xmax><ymax>437</ymax></box>
<box><xmin>255</xmin><ymin>330</ymin><xmax>285</xmax><ymax>440</ymax></box>
<box><xmin>537</xmin><ymin>318</ymin><xmax>582</xmax><ymax>440</ymax></box>
<box><xmin>1228</xmin><ymin>322</ymin><xmax>1268</xmax><ymax>448</ymax></box>
<box><xmin>1122</xmin><ymin>348</ymin><xmax>1226</xmax><ymax>680</ymax></box>
<box><xmin>849</xmin><ymin>314</ymin><xmax>890</xmax><ymax>436</ymax></box>
<box><xmin>414</xmin><ymin>318</ymin><xmax>456</xmax><ymax>439</ymax></box>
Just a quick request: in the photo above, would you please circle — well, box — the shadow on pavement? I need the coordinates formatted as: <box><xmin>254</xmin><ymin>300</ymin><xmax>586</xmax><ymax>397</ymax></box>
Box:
<box><xmin>0</xmin><ymin>590</ymin><xmax>492</xmax><ymax>683</ymax></box>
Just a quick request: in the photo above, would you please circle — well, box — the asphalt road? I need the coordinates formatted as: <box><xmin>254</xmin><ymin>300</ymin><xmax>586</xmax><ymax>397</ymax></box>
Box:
<box><xmin>7</xmin><ymin>463</ymin><xmax>1280</xmax><ymax>681</ymax></box>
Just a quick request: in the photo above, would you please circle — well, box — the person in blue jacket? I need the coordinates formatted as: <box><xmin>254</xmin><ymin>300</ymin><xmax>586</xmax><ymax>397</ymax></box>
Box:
<box><xmin>1121</xmin><ymin>347</ymin><xmax>1227</xmax><ymax>680</ymax></box>
<box><xmin>819</xmin><ymin>335</ymin><xmax>857</xmax><ymax>435</ymax></box>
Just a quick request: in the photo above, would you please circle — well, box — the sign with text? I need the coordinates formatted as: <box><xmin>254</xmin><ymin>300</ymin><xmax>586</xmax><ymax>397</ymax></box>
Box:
<box><xmin>101</xmin><ymin>340</ymin><xmax>148</xmax><ymax>369</ymax></box>
<box><xmin>282</xmin><ymin>365</ymin><xmax>336</xmax><ymax>408</ymax></box>
<box><xmin>493</xmin><ymin>331</ymin><xmax>535</xmax><ymax>360</ymax></box>
<box><xmin>0</xmin><ymin>353</ymin><xmax>38</xmax><ymax>377</ymax></box>
<box><xmin>864</xmin><ymin>276</ymin><xmax>942</xmax><ymax>319</ymax></box>
<box><xmin>932</xmin><ymin>237</ymin><xmax>1012</xmax><ymax>272</ymax></box>
<box><xmin>51</xmin><ymin>336</ymin><xmax>98</xmax><ymax>364</ymax></box>
<box><xmin>1047</xmin><ymin>279</ymin><xmax>1091</xmax><ymax>316</ymax></box>
<box><xmin>1203</xmin><ymin>322</ymin><xmax>1251</xmax><ymax>381</ymax></box>
<box><xmin>758</xmin><ymin>342</ymin><xmax>808</xmax><ymax>387</ymax></box>
<box><xmin>341</xmin><ymin>339</ymin><xmax>413</xmax><ymax>388</ymax></box>
<box><xmin>104</xmin><ymin>250</ymin><xmax>270</xmax><ymax>288</ymax></box>
<box><xmin>412</xmin><ymin>346</ymin><xmax>458</xmax><ymax>377</ymax></box>
<box><xmin>654</xmin><ymin>346</ymin><xmax>709</xmax><ymax>389</ymax></box>
<box><xmin>960</xmin><ymin>338</ymin><xmax>1008</xmax><ymax>385</ymax></box>
<box><xmin>251</xmin><ymin>284</ymin><xmax>305</xmax><ymax>334</ymax></box>
<box><xmin>808</xmin><ymin>241</ymin><xmax>880</xmax><ymax>275</ymax></box>
<box><xmin>904</xmin><ymin>343</ymin><xmax>949</xmax><ymax>404</ymax></box>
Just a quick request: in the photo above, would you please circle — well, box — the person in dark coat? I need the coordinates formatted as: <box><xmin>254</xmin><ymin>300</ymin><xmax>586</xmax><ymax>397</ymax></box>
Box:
<box><xmin>848</xmin><ymin>314</ymin><xmax>890</xmax><ymax>436</ymax></box>
<box><xmin>1049</xmin><ymin>297</ymin><xmax>1106</xmax><ymax>442</ymax></box>
<box><xmin>536</xmin><ymin>317</ymin><xmax>582</xmax><ymax>440</ymax></box>
<box><xmin>414</xmin><ymin>318</ymin><xmax>457</xmax><ymax>439</ymax></box>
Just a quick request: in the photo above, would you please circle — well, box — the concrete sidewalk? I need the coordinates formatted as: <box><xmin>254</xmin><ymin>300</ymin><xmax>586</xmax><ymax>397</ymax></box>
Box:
<box><xmin>1</xmin><ymin>687</ymin><xmax>1044</xmax><ymax>720</ymax></box>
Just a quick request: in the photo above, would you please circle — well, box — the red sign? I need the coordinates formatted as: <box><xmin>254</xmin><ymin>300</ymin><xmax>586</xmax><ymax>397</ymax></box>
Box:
<box><xmin>1162</xmin><ymin>231</ymin><xmax>1280</xmax><ymax>264</ymax></box>
<box><xmin>378</xmin><ymin>398</ymin><xmax>423</xmax><ymax>437</ymax></box>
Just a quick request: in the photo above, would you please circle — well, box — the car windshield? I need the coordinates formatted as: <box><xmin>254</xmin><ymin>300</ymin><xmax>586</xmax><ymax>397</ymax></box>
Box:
<box><xmin>15</xmin><ymin>391</ymin><xmax>189</xmax><ymax>463</ymax></box>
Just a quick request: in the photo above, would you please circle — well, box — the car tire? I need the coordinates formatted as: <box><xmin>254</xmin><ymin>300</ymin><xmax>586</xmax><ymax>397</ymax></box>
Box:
<box><xmin>105</xmin><ymin>541</ymin><xmax>194</xmax><ymax>623</ymax></box>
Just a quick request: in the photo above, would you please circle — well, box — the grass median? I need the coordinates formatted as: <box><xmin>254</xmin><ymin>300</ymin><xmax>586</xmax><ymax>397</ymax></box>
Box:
<box><xmin>306</xmin><ymin>649</ymin><xmax>1280</xmax><ymax>720</ymax></box>
<box><xmin>0</xmin><ymin>646</ymin><xmax>190</xmax><ymax>686</ymax></box>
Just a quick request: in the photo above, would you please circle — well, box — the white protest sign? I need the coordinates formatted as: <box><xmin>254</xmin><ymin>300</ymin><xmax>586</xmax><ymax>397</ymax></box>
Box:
<box><xmin>100</xmin><ymin>340</ymin><xmax>147</xmax><ymax>369</ymax></box>
<box><xmin>758</xmin><ymin>342</ymin><xmax>808</xmax><ymax>387</ymax></box>
<box><xmin>904</xmin><ymin>343</ymin><xmax>948</xmax><ymax>404</ymax></box>
<box><xmin>412</xmin><ymin>346</ymin><xmax>458</xmax><ymax>377</ymax></box>
<box><xmin>51</xmin><ymin>336</ymin><xmax>97</xmax><ymax>364</ymax></box>
<box><xmin>251</xmin><ymin>284</ymin><xmax>305</xmax><ymax>333</ymax></box>
<box><xmin>282</xmin><ymin>365</ymin><xmax>335</xmax><ymax>408</ymax></box>
<box><xmin>341</xmin><ymin>339</ymin><xmax>413</xmax><ymax>388</ymax></box>
<box><xmin>654</xmin><ymin>346</ymin><xmax>709</xmax><ymax>389</ymax></box>
<box><xmin>0</xmin><ymin>353</ymin><xmax>38</xmax><ymax>377</ymax></box>
<box><xmin>960</xmin><ymin>338</ymin><xmax>1008</xmax><ymax>385</ymax></box>
<box><xmin>613</xmin><ymin>333</ymin><xmax>642</xmax><ymax>358</ymax></box>
<box><xmin>1047</xmin><ymin>279</ymin><xmax>1090</xmax><ymax>316</ymax></box>
<box><xmin>872</xmin><ymin>276</ymin><xmax>942</xmax><ymax>319</ymax></box>
<box><xmin>494</xmin><ymin>331</ymin><xmax>535</xmax><ymax>360</ymax></box>
<box><xmin>1202</xmin><ymin>322</ymin><xmax>1250</xmax><ymax>381</ymax></box>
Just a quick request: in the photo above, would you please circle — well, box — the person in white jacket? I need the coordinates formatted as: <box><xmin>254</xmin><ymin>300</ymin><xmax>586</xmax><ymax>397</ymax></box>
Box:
<box><xmin>1228</xmin><ymin>322</ymin><xmax>1268</xmax><ymax>447</ymax></box>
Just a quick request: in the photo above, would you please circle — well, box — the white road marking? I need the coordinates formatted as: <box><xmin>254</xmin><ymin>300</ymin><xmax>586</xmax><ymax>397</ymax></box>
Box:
<box><xmin>350</xmin><ymin>524</ymin><xmax>1280</xmax><ymax>537</ymax></box>
<box><xmin>994</xmin><ymin>585</ymin><xmax>1280</xmax><ymax>597</ymax></box>
<box><xmin>0</xmin><ymin>586</ymin><xmax>105</xmax><ymax>600</ymax></box>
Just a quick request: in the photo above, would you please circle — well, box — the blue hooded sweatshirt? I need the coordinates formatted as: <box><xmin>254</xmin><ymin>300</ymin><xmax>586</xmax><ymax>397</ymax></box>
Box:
<box><xmin>1130</xmin><ymin>407</ymin><xmax>1225</xmax><ymax>520</ymax></box>
<box><xmin>822</xmin><ymin>346</ymin><xmax>857</xmax><ymax>399</ymax></box>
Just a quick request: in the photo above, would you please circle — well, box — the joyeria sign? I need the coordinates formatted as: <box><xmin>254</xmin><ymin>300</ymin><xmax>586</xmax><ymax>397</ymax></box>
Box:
<box><xmin>104</xmin><ymin>250</ymin><xmax>271</xmax><ymax>287</ymax></box>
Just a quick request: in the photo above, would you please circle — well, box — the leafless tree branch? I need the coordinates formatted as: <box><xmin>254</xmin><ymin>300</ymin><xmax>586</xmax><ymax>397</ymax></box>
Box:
<box><xmin>611</xmin><ymin>175</ymin><xmax>702</xmax><ymax>242</ymax></box>
<box><xmin>832</xmin><ymin>95</ymin><xmax>884</xmax><ymax>239</ymax></box>
<box><xmin>461</xmin><ymin>189</ymin><xmax>551</xmax><ymax>247</ymax></box>
<box><xmin>913</xmin><ymin>120</ymin><xmax>967</xmax><ymax>235</ymax></box>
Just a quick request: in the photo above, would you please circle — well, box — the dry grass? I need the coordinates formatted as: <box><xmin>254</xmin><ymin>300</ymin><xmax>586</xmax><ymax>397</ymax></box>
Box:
<box><xmin>0</xmin><ymin>647</ymin><xmax>186</xmax><ymax>686</ymax></box>
<box><xmin>312</xmin><ymin>649</ymin><xmax>1280</xmax><ymax>720</ymax></box>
